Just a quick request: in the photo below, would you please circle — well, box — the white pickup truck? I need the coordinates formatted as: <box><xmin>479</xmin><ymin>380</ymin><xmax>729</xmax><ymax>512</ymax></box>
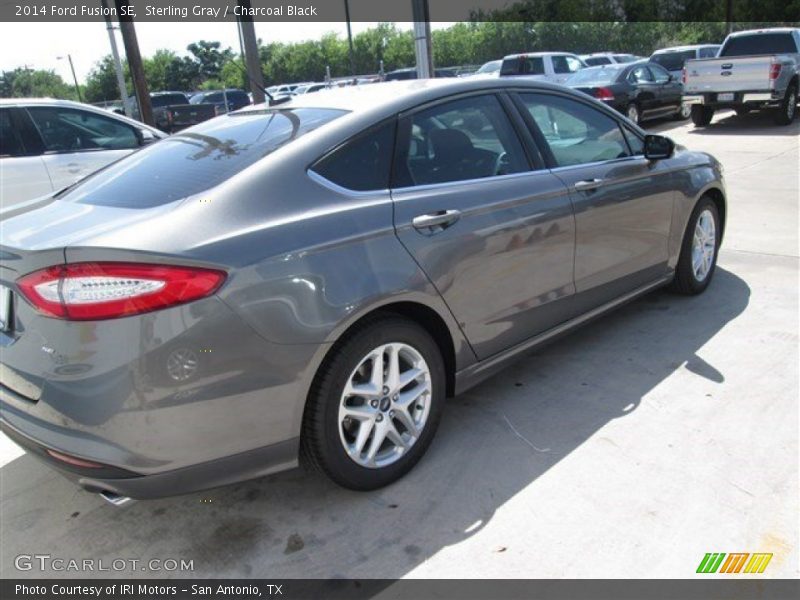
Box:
<box><xmin>499</xmin><ymin>52</ymin><xmax>587</xmax><ymax>85</ymax></box>
<box><xmin>683</xmin><ymin>28</ymin><xmax>800</xmax><ymax>126</ymax></box>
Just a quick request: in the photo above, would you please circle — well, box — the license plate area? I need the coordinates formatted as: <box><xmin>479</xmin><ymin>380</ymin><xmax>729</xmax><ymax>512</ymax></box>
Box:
<box><xmin>0</xmin><ymin>284</ymin><xmax>12</xmax><ymax>332</ymax></box>
<box><xmin>717</xmin><ymin>92</ymin><xmax>735</xmax><ymax>102</ymax></box>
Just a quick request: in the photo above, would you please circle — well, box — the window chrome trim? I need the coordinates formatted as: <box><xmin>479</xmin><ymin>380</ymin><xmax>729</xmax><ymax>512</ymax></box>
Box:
<box><xmin>390</xmin><ymin>168</ymin><xmax>548</xmax><ymax>195</ymax></box>
<box><xmin>306</xmin><ymin>168</ymin><xmax>390</xmax><ymax>198</ymax></box>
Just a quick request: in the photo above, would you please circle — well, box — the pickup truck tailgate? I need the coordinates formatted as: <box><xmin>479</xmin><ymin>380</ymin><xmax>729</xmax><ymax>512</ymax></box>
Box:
<box><xmin>685</xmin><ymin>56</ymin><xmax>771</xmax><ymax>93</ymax></box>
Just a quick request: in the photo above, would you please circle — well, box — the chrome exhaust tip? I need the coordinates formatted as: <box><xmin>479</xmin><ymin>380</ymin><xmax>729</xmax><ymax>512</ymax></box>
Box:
<box><xmin>99</xmin><ymin>490</ymin><xmax>135</xmax><ymax>507</ymax></box>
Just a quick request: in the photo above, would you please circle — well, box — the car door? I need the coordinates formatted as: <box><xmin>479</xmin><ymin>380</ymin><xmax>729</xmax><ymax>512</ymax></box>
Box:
<box><xmin>25</xmin><ymin>105</ymin><xmax>141</xmax><ymax>191</ymax></box>
<box><xmin>0</xmin><ymin>107</ymin><xmax>53</xmax><ymax>208</ymax></box>
<box><xmin>391</xmin><ymin>92</ymin><xmax>576</xmax><ymax>359</ymax></box>
<box><xmin>514</xmin><ymin>91</ymin><xmax>674</xmax><ymax>312</ymax></box>
<box><xmin>649</xmin><ymin>63</ymin><xmax>683</xmax><ymax>113</ymax></box>
<box><xmin>628</xmin><ymin>65</ymin><xmax>660</xmax><ymax>117</ymax></box>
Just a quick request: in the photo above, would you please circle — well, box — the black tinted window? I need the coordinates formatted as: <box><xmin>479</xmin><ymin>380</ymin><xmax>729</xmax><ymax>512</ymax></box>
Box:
<box><xmin>698</xmin><ymin>46</ymin><xmax>719</xmax><ymax>58</ymax></box>
<box><xmin>552</xmin><ymin>55</ymin><xmax>583</xmax><ymax>74</ymax></box>
<box><xmin>585</xmin><ymin>56</ymin><xmax>612</xmax><ymax>66</ymax></box>
<box><xmin>501</xmin><ymin>56</ymin><xmax>545</xmax><ymax>76</ymax></box>
<box><xmin>151</xmin><ymin>93</ymin><xmax>189</xmax><ymax>108</ymax></box>
<box><xmin>0</xmin><ymin>109</ymin><xmax>25</xmax><ymax>157</ymax></box>
<box><xmin>59</xmin><ymin>108</ymin><xmax>346</xmax><ymax>208</ymax></box>
<box><xmin>312</xmin><ymin>121</ymin><xmax>395</xmax><ymax>191</ymax></box>
<box><xmin>395</xmin><ymin>94</ymin><xmax>528</xmax><ymax>187</ymax></box>
<box><xmin>721</xmin><ymin>33</ymin><xmax>797</xmax><ymax>56</ymax></box>
<box><xmin>650</xmin><ymin>50</ymin><xmax>697</xmax><ymax>71</ymax></box>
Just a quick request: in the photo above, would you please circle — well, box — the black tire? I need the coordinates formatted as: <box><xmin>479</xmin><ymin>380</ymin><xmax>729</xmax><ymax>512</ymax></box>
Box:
<box><xmin>669</xmin><ymin>196</ymin><xmax>721</xmax><ymax>295</ymax></box>
<box><xmin>773</xmin><ymin>82</ymin><xmax>797</xmax><ymax>126</ymax></box>
<box><xmin>691</xmin><ymin>105</ymin><xmax>715</xmax><ymax>127</ymax></box>
<box><xmin>301</xmin><ymin>315</ymin><xmax>446</xmax><ymax>490</ymax></box>
<box><xmin>625</xmin><ymin>103</ymin><xmax>641</xmax><ymax>125</ymax></box>
<box><xmin>735</xmin><ymin>105</ymin><xmax>752</xmax><ymax>116</ymax></box>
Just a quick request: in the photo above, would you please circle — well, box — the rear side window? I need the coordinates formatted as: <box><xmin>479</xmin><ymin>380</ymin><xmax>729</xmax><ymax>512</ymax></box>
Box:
<box><xmin>630</xmin><ymin>66</ymin><xmax>655</xmax><ymax>83</ymax></box>
<box><xmin>519</xmin><ymin>93</ymin><xmax>631</xmax><ymax>167</ymax></box>
<box><xmin>720</xmin><ymin>33</ymin><xmax>797</xmax><ymax>56</ymax></box>
<box><xmin>312</xmin><ymin>121</ymin><xmax>396</xmax><ymax>191</ymax></box>
<box><xmin>585</xmin><ymin>56</ymin><xmax>612</xmax><ymax>66</ymax></box>
<box><xmin>501</xmin><ymin>56</ymin><xmax>545</xmax><ymax>76</ymax></box>
<box><xmin>27</xmin><ymin>106</ymin><xmax>139</xmax><ymax>153</ymax></box>
<box><xmin>0</xmin><ymin>109</ymin><xmax>26</xmax><ymax>157</ymax></box>
<box><xmin>59</xmin><ymin>107</ymin><xmax>346</xmax><ymax>208</ymax></box>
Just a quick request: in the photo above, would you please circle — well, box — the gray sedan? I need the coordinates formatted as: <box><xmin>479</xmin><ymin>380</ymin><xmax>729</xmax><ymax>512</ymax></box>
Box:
<box><xmin>0</xmin><ymin>78</ymin><xmax>725</xmax><ymax>502</ymax></box>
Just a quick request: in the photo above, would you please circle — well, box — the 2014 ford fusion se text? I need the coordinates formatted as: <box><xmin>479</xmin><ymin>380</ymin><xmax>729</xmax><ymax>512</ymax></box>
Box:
<box><xmin>0</xmin><ymin>78</ymin><xmax>725</xmax><ymax>504</ymax></box>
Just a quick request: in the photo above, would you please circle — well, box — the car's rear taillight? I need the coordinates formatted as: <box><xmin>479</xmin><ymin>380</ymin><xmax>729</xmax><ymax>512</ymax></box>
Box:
<box><xmin>17</xmin><ymin>263</ymin><xmax>226</xmax><ymax>320</ymax></box>
<box><xmin>769</xmin><ymin>63</ymin><xmax>782</xmax><ymax>80</ymax></box>
<box><xmin>594</xmin><ymin>87</ymin><xmax>615</xmax><ymax>101</ymax></box>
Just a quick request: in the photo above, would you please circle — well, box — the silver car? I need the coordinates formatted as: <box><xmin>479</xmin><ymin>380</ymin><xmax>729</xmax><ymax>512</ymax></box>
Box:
<box><xmin>0</xmin><ymin>78</ymin><xmax>726</xmax><ymax>503</ymax></box>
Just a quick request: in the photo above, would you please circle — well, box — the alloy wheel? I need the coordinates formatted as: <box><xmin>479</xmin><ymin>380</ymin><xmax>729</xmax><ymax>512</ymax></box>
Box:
<box><xmin>338</xmin><ymin>343</ymin><xmax>432</xmax><ymax>469</ymax></box>
<box><xmin>691</xmin><ymin>209</ymin><xmax>716</xmax><ymax>282</ymax></box>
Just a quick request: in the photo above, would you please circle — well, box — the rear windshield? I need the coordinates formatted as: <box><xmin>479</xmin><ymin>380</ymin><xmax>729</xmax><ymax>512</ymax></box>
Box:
<box><xmin>650</xmin><ymin>50</ymin><xmax>697</xmax><ymax>71</ymax></box>
<box><xmin>151</xmin><ymin>93</ymin><xmax>189</xmax><ymax>107</ymax></box>
<box><xmin>567</xmin><ymin>65</ymin><xmax>625</xmax><ymax>85</ymax></box>
<box><xmin>59</xmin><ymin>107</ymin><xmax>346</xmax><ymax>208</ymax></box>
<box><xmin>720</xmin><ymin>33</ymin><xmax>798</xmax><ymax>56</ymax></box>
<box><xmin>500</xmin><ymin>56</ymin><xmax>545</xmax><ymax>76</ymax></box>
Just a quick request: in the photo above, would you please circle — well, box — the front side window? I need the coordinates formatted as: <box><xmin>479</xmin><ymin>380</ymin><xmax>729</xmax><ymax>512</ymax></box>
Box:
<box><xmin>650</xmin><ymin>64</ymin><xmax>671</xmax><ymax>83</ymax></box>
<box><xmin>552</xmin><ymin>55</ymin><xmax>583</xmax><ymax>74</ymax></box>
<box><xmin>394</xmin><ymin>94</ymin><xmax>529</xmax><ymax>187</ymax></box>
<box><xmin>312</xmin><ymin>121</ymin><xmax>395</xmax><ymax>191</ymax></box>
<box><xmin>58</xmin><ymin>107</ymin><xmax>347</xmax><ymax>208</ymax></box>
<box><xmin>519</xmin><ymin>93</ymin><xmax>631</xmax><ymax>167</ymax></box>
<box><xmin>26</xmin><ymin>106</ymin><xmax>139</xmax><ymax>153</ymax></box>
<box><xmin>630</xmin><ymin>66</ymin><xmax>655</xmax><ymax>83</ymax></box>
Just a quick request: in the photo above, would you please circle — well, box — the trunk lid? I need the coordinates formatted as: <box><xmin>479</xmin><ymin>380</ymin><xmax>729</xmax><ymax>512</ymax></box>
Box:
<box><xmin>684</xmin><ymin>56</ymin><xmax>774</xmax><ymax>93</ymax></box>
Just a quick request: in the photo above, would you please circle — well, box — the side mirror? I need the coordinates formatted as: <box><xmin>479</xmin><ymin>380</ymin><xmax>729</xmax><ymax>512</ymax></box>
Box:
<box><xmin>139</xmin><ymin>129</ymin><xmax>158</xmax><ymax>146</ymax></box>
<box><xmin>643</xmin><ymin>134</ymin><xmax>674</xmax><ymax>160</ymax></box>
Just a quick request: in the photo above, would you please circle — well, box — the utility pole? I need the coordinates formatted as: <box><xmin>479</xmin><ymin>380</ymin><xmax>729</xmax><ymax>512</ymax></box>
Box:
<box><xmin>725</xmin><ymin>0</ymin><xmax>734</xmax><ymax>34</ymax></box>
<box><xmin>114</xmin><ymin>0</ymin><xmax>153</xmax><ymax>125</ymax></box>
<box><xmin>343</xmin><ymin>0</ymin><xmax>356</xmax><ymax>76</ymax></box>
<box><xmin>58</xmin><ymin>55</ymin><xmax>82</xmax><ymax>102</ymax></box>
<box><xmin>237</xmin><ymin>0</ymin><xmax>266</xmax><ymax>104</ymax></box>
<box><xmin>411</xmin><ymin>0</ymin><xmax>434</xmax><ymax>79</ymax></box>
<box><xmin>101</xmin><ymin>0</ymin><xmax>131</xmax><ymax>116</ymax></box>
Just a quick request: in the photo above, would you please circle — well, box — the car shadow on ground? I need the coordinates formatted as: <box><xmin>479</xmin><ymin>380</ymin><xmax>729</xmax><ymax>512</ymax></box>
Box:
<box><xmin>0</xmin><ymin>268</ymin><xmax>750</xmax><ymax>579</ymax></box>
<box><xmin>680</xmin><ymin>108</ymin><xmax>800</xmax><ymax>136</ymax></box>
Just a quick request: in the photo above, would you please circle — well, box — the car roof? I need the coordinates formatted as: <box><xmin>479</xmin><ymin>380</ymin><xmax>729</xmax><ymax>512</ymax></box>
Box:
<box><xmin>727</xmin><ymin>27</ymin><xmax>799</xmax><ymax>37</ymax></box>
<box><xmin>652</xmin><ymin>44</ymin><xmax>719</xmax><ymax>54</ymax></box>
<box><xmin>0</xmin><ymin>97</ymin><xmax>166</xmax><ymax>136</ymax></box>
<box><xmin>242</xmin><ymin>77</ymin><xmax>582</xmax><ymax>117</ymax></box>
<box><xmin>503</xmin><ymin>51</ymin><xmax>578</xmax><ymax>59</ymax></box>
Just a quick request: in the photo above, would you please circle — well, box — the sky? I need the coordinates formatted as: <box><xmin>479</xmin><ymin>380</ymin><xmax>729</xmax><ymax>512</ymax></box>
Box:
<box><xmin>0</xmin><ymin>21</ymin><xmax>454</xmax><ymax>84</ymax></box>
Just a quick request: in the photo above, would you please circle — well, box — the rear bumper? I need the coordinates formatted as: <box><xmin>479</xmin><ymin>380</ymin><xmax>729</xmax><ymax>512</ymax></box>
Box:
<box><xmin>683</xmin><ymin>90</ymin><xmax>781</xmax><ymax>106</ymax></box>
<box><xmin>0</xmin><ymin>414</ymin><xmax>299</xmax><ymax>499</ymax></box>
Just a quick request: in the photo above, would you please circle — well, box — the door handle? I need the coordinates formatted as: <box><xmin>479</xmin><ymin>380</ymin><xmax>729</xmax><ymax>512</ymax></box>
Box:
<box><xmin>574</xmin><ymin>178</ymin><xmax>604</xmax><ymax>191</ymax></box>
<box><xmin>412</xmin><ymin>210</ymin><xmax>461</xmax><ymax>231</ymax></box>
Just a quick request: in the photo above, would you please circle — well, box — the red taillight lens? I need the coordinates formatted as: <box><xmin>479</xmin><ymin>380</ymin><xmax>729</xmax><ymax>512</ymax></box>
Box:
<box><xmin>17</xmin><ymin>263</ymin><xmax>226</xmax><ymax>320</ymax></box>
<box><xmin>46</xmin><ymin>449</ymin><xmax>103</xmax><ymax>469</ymax></box>
<box><xmin>594</xmin><ymin>86</ymin><xmax>615</xmax><ymax>101</ymax></box>
<box><xmin>769</xmin><ymin>63</ymin><xmax>782</xmax><ymax>80</ymax></box>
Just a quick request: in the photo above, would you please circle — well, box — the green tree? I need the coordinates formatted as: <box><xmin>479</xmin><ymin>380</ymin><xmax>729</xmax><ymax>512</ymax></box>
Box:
<box><xmin>0</xmin><ymin>68</ymin><xmax>76</xmax><ymax>99</ymax></box>
<box><xmin>187</xmin><ymin>40</ymin><xmax>234</xmax><ymax>81</ymax></box>
<box><xmin>84</xmin><ymin>55</ymin><xmax>130</xmax><ymax>103</ymax></box>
